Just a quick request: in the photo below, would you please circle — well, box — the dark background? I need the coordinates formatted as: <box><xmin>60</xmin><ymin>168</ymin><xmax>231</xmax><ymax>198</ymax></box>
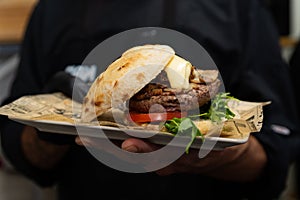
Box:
<box><xmin>266</xmin><ymin>0</ymin><xmax>290</xmax><ymax>36</ymax></box>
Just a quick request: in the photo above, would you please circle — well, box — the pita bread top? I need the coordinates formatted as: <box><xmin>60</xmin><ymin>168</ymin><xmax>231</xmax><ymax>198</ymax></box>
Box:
<box><xmin>81</xmin><ymin>44</ymin><xmax>175</xmax><ymax>122</ymax></box>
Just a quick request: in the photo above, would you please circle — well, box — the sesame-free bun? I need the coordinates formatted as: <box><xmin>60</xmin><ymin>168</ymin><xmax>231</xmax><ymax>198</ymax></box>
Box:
<box><xmin>81</xmin><ymin>44</ymin><xmax>175</xmax><ymax>122</ymax></box>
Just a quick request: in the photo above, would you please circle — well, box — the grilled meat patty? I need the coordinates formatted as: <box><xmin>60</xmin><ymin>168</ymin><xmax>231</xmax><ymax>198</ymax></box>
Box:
<box><xmin>128</xmin><ymin>79</ymin><xmax>221</xmax><ymax>113</ymax></box>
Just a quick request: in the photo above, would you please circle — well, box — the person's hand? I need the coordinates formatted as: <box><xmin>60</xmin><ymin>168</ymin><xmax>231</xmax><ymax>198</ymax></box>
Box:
<box><xmin>75</xmin><ymin>135</ymin><xmax>267</xmax><ymax>182</ymax></box>
<box><xmin>121</xmin><ymin>136</ymin><xmax>267</xmax><ymax>181</ymax></box>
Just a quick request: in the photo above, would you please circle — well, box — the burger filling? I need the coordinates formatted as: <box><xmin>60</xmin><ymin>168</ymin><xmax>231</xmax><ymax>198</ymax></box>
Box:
<box><xmin>128</xmin><ymin>68</ymin><xmax>220</xmax><ymax>117</ymax></box>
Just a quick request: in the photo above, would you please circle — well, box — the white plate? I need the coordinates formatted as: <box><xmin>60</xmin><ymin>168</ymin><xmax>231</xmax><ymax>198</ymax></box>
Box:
<box><xmin>10</xmin><ymin>117</ymin><xmax>249</xmax><ymax>150</ymax></box>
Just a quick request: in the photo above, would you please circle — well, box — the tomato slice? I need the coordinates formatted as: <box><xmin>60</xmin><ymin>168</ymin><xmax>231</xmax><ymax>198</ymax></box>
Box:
<box><xmin>128</xmin><ymin>112</ymin><xmax>187</xmax><ymax>123</ymax></box>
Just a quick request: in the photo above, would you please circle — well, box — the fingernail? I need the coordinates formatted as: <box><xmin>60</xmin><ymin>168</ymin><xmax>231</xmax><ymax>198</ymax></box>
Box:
<box><xmin>123</xmin><ymin>145</ymin><xmax>138</xmax><ymax>153</ymax></box>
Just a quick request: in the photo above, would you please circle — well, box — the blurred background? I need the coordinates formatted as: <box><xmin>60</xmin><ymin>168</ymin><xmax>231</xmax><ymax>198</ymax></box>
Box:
<box><xmin>0</xmin><ymin>0</ymin><xmax>299</xmax><ymax>199</ymax></box>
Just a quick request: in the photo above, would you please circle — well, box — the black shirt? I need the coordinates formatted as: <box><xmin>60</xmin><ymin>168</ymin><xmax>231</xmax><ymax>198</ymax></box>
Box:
<box><xmin>1</xmin><ymin>0</ymin><xmax>299</xmax><ymax>199</ymax></box>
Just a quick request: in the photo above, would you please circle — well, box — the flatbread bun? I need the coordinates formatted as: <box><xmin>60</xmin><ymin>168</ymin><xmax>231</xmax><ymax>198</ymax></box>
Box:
<box><xmin>81</xmin><ymin>44</ymin><xmax>175</xmax><ymax>122</ymax></box>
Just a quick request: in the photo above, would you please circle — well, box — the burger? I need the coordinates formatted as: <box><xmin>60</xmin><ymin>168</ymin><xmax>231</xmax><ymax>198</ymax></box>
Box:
<box><xmin>81</xmin><ymin>44</ymin><xmax>221</xmax><ymax>125</ymax></box>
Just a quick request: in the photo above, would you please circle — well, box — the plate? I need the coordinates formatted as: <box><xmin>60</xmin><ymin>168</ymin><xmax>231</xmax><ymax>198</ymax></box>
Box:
<box><xmin>10</xmin><ymin>117</ymin><xmax>249</xmax><ymax>150</ymax></box>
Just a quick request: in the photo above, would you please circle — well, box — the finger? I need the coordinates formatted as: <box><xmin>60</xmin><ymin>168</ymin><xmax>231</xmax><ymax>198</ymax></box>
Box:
<box><xmin>75</xmin><ymin>136</ymin><xmax>96</xmax><ymax>147</ymax></box>
<box><xmin>121</xmin><ymin>138</ymin><xmax>160</xmax><ymax>153</ymax></box>
<box><xmin>75</xmin><ymin>136</ymin><xmax>84</xmax><ymax>146</ymax></box>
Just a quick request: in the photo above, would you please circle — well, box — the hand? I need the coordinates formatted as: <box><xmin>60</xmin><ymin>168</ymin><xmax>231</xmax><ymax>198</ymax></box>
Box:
<box><xmin>75</xmin><ymin>135</ymin><xmax>267</xmax><ymax>181</ymax></box>
<box><xmin>121</xmin><ymin>136</ymin><xmax>267</xmax><ymax>181</ymax></box>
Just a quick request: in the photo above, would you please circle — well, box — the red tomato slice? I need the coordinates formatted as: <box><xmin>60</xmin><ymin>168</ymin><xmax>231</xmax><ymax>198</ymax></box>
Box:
<box><xmin>128</xmin><ymin>112</ymin><xmax>187</xmax><ymax>123</ymax></box>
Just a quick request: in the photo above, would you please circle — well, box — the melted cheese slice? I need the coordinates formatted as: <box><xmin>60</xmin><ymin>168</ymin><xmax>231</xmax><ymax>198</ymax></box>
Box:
<box><xmin>164</xmin><ymin>55</ymin><xmax>192</xmax><ymax>89</ymax></box>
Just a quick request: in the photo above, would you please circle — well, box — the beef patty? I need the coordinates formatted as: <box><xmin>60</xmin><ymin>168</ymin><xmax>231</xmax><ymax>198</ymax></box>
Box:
<box><xmin>128</xmin><ymin>79</ymin><xmax>221</xmax><ymax>113</ymax></box>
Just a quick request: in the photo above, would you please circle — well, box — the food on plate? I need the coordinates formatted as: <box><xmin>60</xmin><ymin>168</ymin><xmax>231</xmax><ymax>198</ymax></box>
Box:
<box><xmin>161</xmin><ymin>92</ymin><xmax>238</xmax><ymax>153</ymax></box>
<box><xmin>80</xmin><ymin>44</ymin><xmax>241</xmax><ymax>153</ymax></box>
<box><xmin>81</xmin><ymin>44</ymin><xmax>221</xmax><ymax>124</ymax></box>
